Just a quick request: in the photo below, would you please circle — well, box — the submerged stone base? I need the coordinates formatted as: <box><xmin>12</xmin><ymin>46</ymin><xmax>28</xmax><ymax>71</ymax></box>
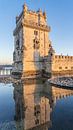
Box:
<box><xmin>22</xmin><ymin>70</ymin><xmax>44</xmax><ymax>80</ymax></box>
<box><xmin>12</xmin><ymin>70</ymin><xmax>42</xmax><ymax>80</ymax></box>
<box><xmin>12</xmin><ymin>71</ymin><xmax>22</xmax><ymax>79</ymax></box>
<box><xmin>51</xmin><ymin>70</ymin><xmax>73</xmax><ymax>78</ymax></box>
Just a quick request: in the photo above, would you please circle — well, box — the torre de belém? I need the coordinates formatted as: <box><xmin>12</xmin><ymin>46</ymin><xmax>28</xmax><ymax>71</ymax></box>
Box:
<box><xmin>12</xmin><ymin>4</ymin><xmax>73</xmax><ymax>79</ymax></box>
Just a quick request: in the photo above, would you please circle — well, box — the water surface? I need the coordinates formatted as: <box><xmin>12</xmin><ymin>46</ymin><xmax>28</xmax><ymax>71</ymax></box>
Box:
<box><xmin>0</xmin><ymin>80</ymin><xmax>73</xmax><ymax>130</ymax></box>
<box><xmin>0</xmin><ymin>83</ymin><xmax>15</xmax><ymax>123</ymax></box>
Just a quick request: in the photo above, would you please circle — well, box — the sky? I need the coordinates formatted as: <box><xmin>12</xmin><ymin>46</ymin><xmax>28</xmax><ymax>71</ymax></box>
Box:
<box><xmin>0</xmin><ymin>0</ymin><xmax>73</xmax><ymax>64</ymax></box>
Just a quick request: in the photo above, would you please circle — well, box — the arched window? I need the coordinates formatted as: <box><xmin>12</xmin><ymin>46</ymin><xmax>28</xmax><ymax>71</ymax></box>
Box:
<box><xmin>33</xmin><ymin>38</ymin><xmax>40</xmax><ymax>49</ymax></box>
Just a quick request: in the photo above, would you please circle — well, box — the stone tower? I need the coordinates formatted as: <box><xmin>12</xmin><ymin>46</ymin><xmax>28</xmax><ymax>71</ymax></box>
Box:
<box><xmin>12</xmin><ymin>4</ymin><xmax>51</xmax><ymax>78</ymax></box>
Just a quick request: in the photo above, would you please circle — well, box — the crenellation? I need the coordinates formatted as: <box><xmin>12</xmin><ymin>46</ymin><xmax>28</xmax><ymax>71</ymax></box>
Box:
<box><xmin>43</xmin><ymin>11</ymin><xmax>46</xmax><ymax>19</ymax></box>
<box><xmin>54</xmin><ymin>55</ymin><xmax>73</xmax><ymax>60</ymax></box>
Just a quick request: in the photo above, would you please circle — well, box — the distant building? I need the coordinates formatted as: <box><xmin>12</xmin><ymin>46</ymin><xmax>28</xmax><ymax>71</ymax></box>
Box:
<box><xmin>0</xmin><ymin>65</ymin><xmax>12</xmax><ymax>76</ymax></box>
<box><xmin>47</xmin><ymin>48</ymin><xmax>73</xmax><ymax>77</ymax></box>
<box><xmin>12</xmin><ymin>4</ymin><xmax>73</xmax><ymax>78</ymax></box>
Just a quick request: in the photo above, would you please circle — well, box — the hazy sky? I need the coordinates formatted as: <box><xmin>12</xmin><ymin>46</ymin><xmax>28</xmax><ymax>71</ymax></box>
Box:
<box><xmin>0</xmin><ymin>0</ymin><xmax>73</xmax><ymax>64</ymax></box>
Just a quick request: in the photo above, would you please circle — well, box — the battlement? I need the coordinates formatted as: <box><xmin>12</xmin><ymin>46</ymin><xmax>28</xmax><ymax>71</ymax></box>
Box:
<box><xmin>14</xmin><ymin>4</ymin><xmax>50</xmax><ymax>34</ymax></box>
<box><xmin>54</xmin><ymin>55</ymin><xmax>73</xmax><ymax>60</ymax></box>
<box><xmin>16</xmin><ymin>4</ymin><xmax>47</xmax><ymax>23</ymax></box>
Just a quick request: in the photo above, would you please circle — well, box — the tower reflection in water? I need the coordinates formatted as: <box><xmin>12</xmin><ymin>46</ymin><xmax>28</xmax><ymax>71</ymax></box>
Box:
<box><xmin>13</xmin><ymin>79</ymin><xmax>73</xmax><ymax>130</ymax></box>
<box><xmin>13</xmin><ymin>79</ymin><xmax>53</xmax><ymax>130</ymax></box>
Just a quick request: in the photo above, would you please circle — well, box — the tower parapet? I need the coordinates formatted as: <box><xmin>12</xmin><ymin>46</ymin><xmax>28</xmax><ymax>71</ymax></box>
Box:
<box><xmin>14</xmin><ymin>4</ymin><xmax>50</xmax><ymax>35</ymax></box>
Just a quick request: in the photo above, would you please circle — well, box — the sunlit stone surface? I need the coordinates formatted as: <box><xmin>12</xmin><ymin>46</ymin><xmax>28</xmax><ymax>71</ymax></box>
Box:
<box><xmin>12</xmin><ymin>4</ymin><xmax>73</xmax><ymax>78</ymax></box>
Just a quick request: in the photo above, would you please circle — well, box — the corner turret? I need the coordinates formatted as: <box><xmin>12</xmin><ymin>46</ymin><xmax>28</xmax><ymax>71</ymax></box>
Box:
<box><xmin>48</xmin><ymin>45</ymin><xmax>55</xmax><ymax>57</ymax></box>
<box><xmin>23</xmin><ymin>3</ymin><xmax>28</xmax><ymax>12</ymax></box>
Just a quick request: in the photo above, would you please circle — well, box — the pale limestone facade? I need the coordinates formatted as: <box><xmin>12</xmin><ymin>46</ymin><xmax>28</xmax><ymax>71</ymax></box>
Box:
<box><xmin>12</xmin><ymin>4</ymin><xmax>73</xmax><ymax>78</ymax></box>
<box><xmin>12</xmin><ymin>4</ymin><xmax>51</xmax><ymax>78</ymax></box>
<box><xmin>47</xmin><ymin>48</ymin><xmax>73</xmax><ymax>76</ymax></box>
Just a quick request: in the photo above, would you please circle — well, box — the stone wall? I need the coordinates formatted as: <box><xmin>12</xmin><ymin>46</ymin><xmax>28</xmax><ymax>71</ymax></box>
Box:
<box><xmin>52</xmin><ymin>55</ymin><xmax>73</xmax><ymax>73</ymax></box>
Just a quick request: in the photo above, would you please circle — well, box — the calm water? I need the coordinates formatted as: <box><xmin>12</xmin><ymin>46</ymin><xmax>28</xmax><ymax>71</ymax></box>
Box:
<box><xmin>0</xmin><ymin>79</ymin><xmax>73</xmax><ymax>130</ymax></box>
<box><xmin>0</xmin><ymin>83</ymin><xmax>15</xmax><ymax>123</ymax></box>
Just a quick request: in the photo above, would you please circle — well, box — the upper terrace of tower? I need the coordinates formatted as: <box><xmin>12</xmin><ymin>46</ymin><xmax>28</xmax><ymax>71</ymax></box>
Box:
<box><xmin>14</xmin><ymin>4</ymin><xmax>50</xmax><ymax>33</ymax></box>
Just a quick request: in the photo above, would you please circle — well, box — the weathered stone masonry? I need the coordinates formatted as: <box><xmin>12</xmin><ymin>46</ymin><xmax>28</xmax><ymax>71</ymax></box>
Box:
<box><xmin>12</xmin><ymin>4</ymin><xmax>73</xmax><ymax>78</ymax></box>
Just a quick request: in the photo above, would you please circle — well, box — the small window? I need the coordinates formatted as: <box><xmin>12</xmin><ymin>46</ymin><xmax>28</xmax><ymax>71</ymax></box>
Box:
<box><xmin>59</xmin><ymin>67</ymin><xmax>62</xmax><ymax>69</ymax></box>
<box><xmin>71</xmin><ymin>56</ymin><xmax>73</xmax><ymax>59</ymax></box>
<box><xmin>33</xmin><ymin>40</ymin><xmax>40</xmax><ymax>49</ymax></box>
<box><xmin>18</xmin><ymin>51</ymin><xmax>20</xmax><ymax>55</ymax></box>
<box><xmin>59</xmin><ymin>56</ymin><xmax>61</xmax><ymax>58</ymax></box>
<box><xmin>34</xmin><ymin>30</ymin><xmax>38</xmax><ymax>35</ymax></box>
<box><xmin>35</xmin><ymin>119</ymin><xmax>39</xmax><ymax>125</ymax></box>
<box><xmin>16</xmin><ymin>39</ymin><xmax>20</xmax><ymax>49</ymax></box>
<box><xmin>34</xmin><ymin>105</ymin><xmax>40</xmax><ymax>111</ymax></box>
<box><xmin>51</xmin><ymin>53</ymin><xmax>53</xmax><ymax>56</ymax></box>
<box><xmin>13</xmin><ymin>51</ymin><xmax>16</xmax><ymax>61</ymax></box>
<box><xmin>49</xmin><ymin>44</ymin><xmax>51</xmax><ymax>47</ymax></box>
<box><xmin>33</xmin><ymin>39</ymin><xmax>35</xmax><ymax>43</ymax></box>
<box><xmin>71</xmin><ymin>67</ymin><xmax>73</xmax><ymax>70</ymax></box>
<box><xmin>55</xmin><ymin>56</ymin><xmax>57</xmax><ymax>58</ymax></box>
<box><xmin>65</xmin><ymin>67</ymin><xmax>68</xmax><ymax>69</ymax></box>
<box><xmin>62</xmin><ymin>56</ymin><xmax>63</xmax><ymax>58</ymax></box>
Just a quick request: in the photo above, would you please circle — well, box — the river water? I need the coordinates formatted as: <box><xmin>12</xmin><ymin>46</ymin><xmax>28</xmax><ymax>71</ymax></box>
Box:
<box><xmin>0</xmin><ymin>79</ymin><xmax>73</xmax><ymax>130</ymax></box>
